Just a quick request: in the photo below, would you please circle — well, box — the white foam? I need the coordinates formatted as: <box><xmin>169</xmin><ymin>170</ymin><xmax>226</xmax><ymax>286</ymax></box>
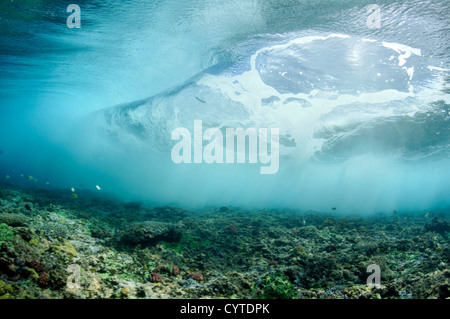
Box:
<box><xmin>427</xmin><ymin>65</ymin><xmax>450</xmax><ymax>72</ymax></box>
<box><xmin>381</xmin><ymin>41</ymin><xmax>422</xmax><ymax>67</ymax></box>
<box><xmin>195</xmin><ymin>34</ymin><xmax>446</xmax><ymax>161</ymax></box>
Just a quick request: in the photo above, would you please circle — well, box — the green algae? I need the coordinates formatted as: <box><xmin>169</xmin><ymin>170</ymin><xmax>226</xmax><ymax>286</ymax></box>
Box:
<box><xmin>0</xmin><ymin>223</ymin><xmax>14</xmax><ymax>244</ymax></box>
<box><xmin>50</xmin><ymin>240</ymin><xmax>77</xmax><ymax>261</ymax></box>
<box><xmin>256</xmin><ymin>273</ymin><xmax>296</xmax><ymax>299</ymax></box>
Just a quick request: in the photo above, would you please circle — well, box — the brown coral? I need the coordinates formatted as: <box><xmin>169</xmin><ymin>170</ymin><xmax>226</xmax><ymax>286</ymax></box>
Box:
<box><xmin>38</xmin><ymin>272</ymin><xmax>50</xmax><ymax>287</ymax></box>
<box><xmin>172</xmin><ymin>264</ymin><xmax>180</xmax><ymax>276</ymax></box>
<box><xmin>187</xmin><ymin>272</ymin><xmax>204</xmax><ymax>281</ymax></box>
<box><xmin>28</xmin><ymin>259</ymin><xmax>44</xmax><ymax>273</ymax></box>
<box><xmin>153</xmin><ymin>264</ymin><xmax>168</xmax><ymax>272</ymax></box>
<box><xmin>151</xmin><ymin>272</ymin><xmax>162</xmax><ymax>283</ymax></box>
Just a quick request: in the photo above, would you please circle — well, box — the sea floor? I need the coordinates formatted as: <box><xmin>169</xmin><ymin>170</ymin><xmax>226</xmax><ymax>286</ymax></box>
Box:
<box><xmin>0</xmin><ymin>183</ymin><xmax>449</xmax><ymax>299</ymax></box>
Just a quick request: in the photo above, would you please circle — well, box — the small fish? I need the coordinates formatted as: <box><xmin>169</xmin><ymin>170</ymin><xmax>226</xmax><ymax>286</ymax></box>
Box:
<box><xmin>96</xmin><ymin>185</ymin><xmax>101</xmax><ymax>191</ymax></box>
<box><xmin>331</xmin><ymin>207</ymin><xmax>337</xmax><ymax>211</ymax></box>
<box><xmin>20</xmin><ymin>174</ymin><xmax>24</xmax><ymax>177</ymax></box>
<box><xmin>45</xmin><ymin>181</ymin><xmax>50</xmax><ymax>185</ymax></box>
<box><xmin>72</xmin><ymin>193</ymin><xmax>78</xmax><ymax>199</ymax></box>
<box><xmin>5</xmin><ymin>174</ymin><xmax>10</xmax><ymax>179</ymax></box>
<box><xmin>425</xmin><ymin>212</ymin><xmax>430</xmax><ymax>219</ymax></box>
<box><xmin>25</xmin><ymin>175</ymin><xmax>38</xmax><ymax>182</ymax></box>
<box><xmin>71</xmin><ymin>187</ymin><xmax>76</xmax><ymax>192</ymax></box>
<box><xmin>195</xmin><ymin>96</ymin><xmax>206</xmax><ymax>103</ymax></box>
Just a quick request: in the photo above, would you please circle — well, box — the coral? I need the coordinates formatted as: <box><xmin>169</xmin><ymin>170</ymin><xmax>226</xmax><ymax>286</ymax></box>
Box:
<box><xmin>425</xmin><ymin>217</ymin><xmax>449</xmax><ymax>234</ymax></box>
<box><xmin>342</xmin><ymin>285</ymin><xmax>373</xmax><ymax>299</ymax></box>
<box><xmin>38</xmin><ymin>220</ymin><xmax>69</xmax><ymax>239</ymax></box>
<box><xmin>38</xmin><ymin>272</ymin><xmax>50</xmax><ymax>287</ymax></box>
<box><xmin>172</xmin><ymin>264</ymin><xmax>180</xmax><ymax>276</ymax></box>
<box><xmin>90</xmin><ymin>226</ymin><xmax>114</xmax><ymax>239</ymax></box>
<box><xmin>151</xmin><ymin>272</ymin><xmax>162</xmax><ymax>283</ymax></box>
<box><xmin>153</xmin><ymin>264</ymin><xmax>168</xmax><ymax>272</ymax></box>
<box><xmin>298</xmin><ymin>256</ymin><xmax>341</xmax><ymax>289</ymax></box>
<box><xmin>151</xmin><ymin>263</ymin><xmax>180</xmax><ymax>277</ymax></box>
<box><xmin>0</xmin><ymin>213</ymin><xmax>28</xmax><ymax>227</ymax></box>
<box><xmin>0</xmin><ymin>184</ymin><xmax>449</xmax><ymax>299</ymax></box>
<box><xmin>187</xmin><ymin>273</ymin><xmax>204</xmax><ymax>282</ymax></box>
<box><xmin>293</xmin><ymin>244</ymin><xmax>305</xmax><ymax>255</ymax></box>
<box><xmin>119</xmin><ymin>222</ymin><xmax>181</xmax><ymax>246</ymax></box>
<box><xmin>28</xmin><ymin>259</ymin><xmax>45</xmax><ymax>273</ymax></box>
<box><xmin>50</xmin><ymin>241</ymin><xmax>77</xmax><ymax>261</ymax></box>
<box><xmin>323</xmin><ymin>218</ymin><xmax>335</xmax><ymax>227</ymax></box>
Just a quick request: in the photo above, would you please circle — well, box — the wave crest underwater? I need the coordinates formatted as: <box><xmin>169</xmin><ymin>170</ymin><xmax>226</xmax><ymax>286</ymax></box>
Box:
<box><xmin>0</xmin><ymin>0</ymin><xmax>449</xmax><ymax>213</ymax></box>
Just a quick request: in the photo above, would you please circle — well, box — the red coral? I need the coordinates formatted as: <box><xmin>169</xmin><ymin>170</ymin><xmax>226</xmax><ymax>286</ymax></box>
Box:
<box><xmin>151</xmin><ymin>272</ymin><xmax>162</xmax><ymax>283</ymax></box>
<box><xmin>187</xmin><ymin>272</ymin><xmax>204</xmax><ymax>281</ymax></box>
<box><xmin>38</xmin><ymin>272</ymin><xmax>50</xmax><ymax>287</ymax></box>
<box><xmin>29</xmin><ymin>259</ymin><xmax>44</xmax><ymax>273</ymax></box>
<box><xmin>153</xmin><ymin>264</ymin><xmax>168</xmax><ymax>272</ymax></box>
<box><xmin>172</xmin><ymin>264</ymin><xmax>180</xmax><ymax>276</ymax></box>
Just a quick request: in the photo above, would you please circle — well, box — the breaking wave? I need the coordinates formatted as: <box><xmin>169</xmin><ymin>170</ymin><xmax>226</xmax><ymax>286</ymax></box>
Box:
<box><xmin>0</xmin><ymin>0</ymin><xmax>449</xmax><ymax>212</ymax></box>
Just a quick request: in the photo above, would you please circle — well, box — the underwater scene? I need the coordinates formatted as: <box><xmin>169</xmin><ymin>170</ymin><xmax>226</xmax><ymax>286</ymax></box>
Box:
<box><xmin>0</xmin><ymin>0</ymin><xmax>449</xmax><ymax>301</ymax></box>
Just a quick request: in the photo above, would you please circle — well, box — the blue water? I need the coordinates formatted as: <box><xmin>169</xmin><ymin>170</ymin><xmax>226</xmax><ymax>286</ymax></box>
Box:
<box><xmin>0</xmin><ymin>0</ymin><xmax>449</xmax><ymax>213</ymax></box>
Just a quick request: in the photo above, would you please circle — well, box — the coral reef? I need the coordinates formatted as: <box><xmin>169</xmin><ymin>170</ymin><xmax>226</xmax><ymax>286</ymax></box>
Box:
<box><xmin>118</xmin><ymin>222</ymin><xmax>182</xmax><ymax>246</ymax></box>
<box><xmin>0</xmin><ymin>183</ymin><xmax>448</xmax><ymax>299</ymax></box>
<box><xmin>0</xmin><ymin>213</ymin><xmax>28</xmax><ymax>227</ymax></box>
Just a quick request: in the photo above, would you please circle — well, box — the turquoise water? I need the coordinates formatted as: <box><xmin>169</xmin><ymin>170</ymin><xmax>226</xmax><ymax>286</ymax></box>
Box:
<box><xmin>0</xmin><ymin>0</ymin><xmax>449</xmax><ymax>213</ymax></box>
